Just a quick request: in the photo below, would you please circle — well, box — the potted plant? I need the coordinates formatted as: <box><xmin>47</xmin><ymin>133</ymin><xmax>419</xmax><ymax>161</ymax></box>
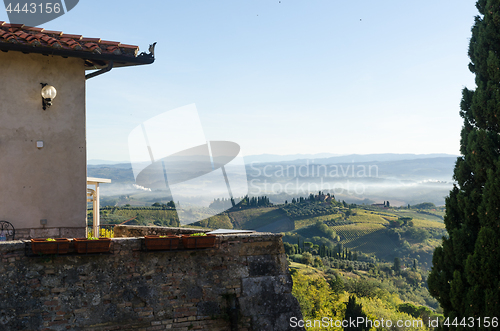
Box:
<box><xmin>182</xmin><ymin>233</ymin><xmax>216</xmax><ymax>249</ymax></box>
<box><xmin>73</xmin><ymin>237</ymin><xmax>111</xmax><ymax>253</ymax></box>
<box><xmin>144</xmin><ymin>234</ymin><xmax>180</xmax><ymax>251</ymax></box>
<box><xmin>31</xmin><ymin>238</ymin><xmax>70</xmax><ymax>255</ymax></box>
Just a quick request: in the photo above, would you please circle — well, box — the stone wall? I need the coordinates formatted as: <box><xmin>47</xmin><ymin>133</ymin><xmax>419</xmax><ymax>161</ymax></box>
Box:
<box><xmin>0</xmin><ymin>232</ymin><xmax>304</xmax><ymax>331</ymax></box>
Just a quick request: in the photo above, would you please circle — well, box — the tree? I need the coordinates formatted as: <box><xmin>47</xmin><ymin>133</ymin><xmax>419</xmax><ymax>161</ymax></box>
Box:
<box><xmin>412</xmin><ymin>202</ymin><xmax>436</xmax><ymax>210</ymax></box>
<box><xmin>313</xmin><ymin>256</ymin><xmax>323</xmax><ymax>268</ymax></box>
<box><xmin>393</xmin><ymin>257</ymin><xmax>401</xmax><ymax>274</ymax></box>
<box><xmin>428</xmin><ymin>1</ymin><xmax>500</xmax><ymax>325</ymax></box>
<box><xmin>301</xmin><ymin>252</ymin><xmax>313</xmax><ymax>265</ymax></box>
<box><xmin>303</xmin><ymin>241</ymin><xmax>313</xmax><ymax>251</ymax></box>
<box><xmin>328</xmin><ymin>273</ymin><xmax>344</xmax><ymax>295</ymax></box>
<box><xmin>343</xmin><ymin>295</ymin><xmax>369</xmax><ymax>331</ymax></box>
<box><xmin>283</xmin><ymin>242</ymin><xmax>295</xmax><ymax>255</ymax></box>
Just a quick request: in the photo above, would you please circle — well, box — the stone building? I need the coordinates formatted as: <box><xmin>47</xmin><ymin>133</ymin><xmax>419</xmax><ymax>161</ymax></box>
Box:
<box><xmin>0</xmin><ymin>22</ymin><xmax>154</xmax><ymax>239</ymax></box>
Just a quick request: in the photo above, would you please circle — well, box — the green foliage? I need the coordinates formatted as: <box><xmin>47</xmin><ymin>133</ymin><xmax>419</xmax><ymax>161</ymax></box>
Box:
<box><xmin>393</xmin><ymin>257</ymin><xmax>401</xmax><ymax>274</ymax></box>
<box><xmin>411</xmin><ymin>202</ymin><xmax>436</xmax><ymax>210</ymax></box>
<box><xmin>301</xmin><ymin>252</ymin><xmax>314</xmax><ymax>266</ymax></box>
<box><xmin>327</xmin><ymin>272</ymin><xmax>345</xmax><ymax>295</ymax></box>
<box><xmin>344</xmin><ymin>278</ymin><xmax>381</xmax><ymax>299</ymax></box>
<box><xmin>344</xmin><ymin>295</ymin><xmax>369</xmax><ymax>331</ymax></box>
<box><xmin>428</xmin><ymin>2</ymin><xmax>500</xmax><ymax>322</ymax></box>
<box><xmin>291</xmin><ymin>261</ymin><xmax>438</xmax><ymax>331</ymax></box>
<box><xmin>291</xmin><ymin>269</ymin><xmax>344</xmax><ymax>329</ymax></box>
<box><xmin>96</xmin><ymin>207</ymin><xmax>180</xmax><ymax>227</ymax></box>
<box><xmin>398</xmin><ymin>302</ymin><xmax>436</xmax><ymax>321</ymax></box>
<box><xmin>189</xmin><ymin>233</ymin><xmax>206</xmax><ymax>237</ymax></box>
<box><xmin>217</xmin><ymin>195</ymin><xmax>271</xmax><ymax>210</ymax></box>
<box><xmin>313</xmin><ymin>256</ymin><xmax>323</xmax><ymax>268</ymax></box>
<box><xmin>281</xmin><ymin>199</ymin><xmax>340</xmax><ymax>219</ymax></box>
<box><xmin>283</xmin><ymin>242</ymin><xmax>296</xmax><ymax>255</ymax></box>
<box><xmin>209</xmin><ymin>197</ymin><xmax>234</xmax><ymax>210</ymax></box>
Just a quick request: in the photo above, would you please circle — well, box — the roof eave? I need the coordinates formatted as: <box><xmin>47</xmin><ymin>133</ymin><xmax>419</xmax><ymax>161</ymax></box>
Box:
<box><xmin>0</xmin><ymin>43</ymin><xmax>154</xmax><ymax>69</ymax></box>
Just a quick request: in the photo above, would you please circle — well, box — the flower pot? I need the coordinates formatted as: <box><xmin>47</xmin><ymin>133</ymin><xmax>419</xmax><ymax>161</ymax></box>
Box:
<box><xmin>31</xmin><ymin>238</ymin><xmax>70</xmax><ymax>255</ymax></box>
<box><xmin>182</xmin><ymin>234</ymin><xmax>216</xmax><ymax>249</ymax></box>
<box><xmin>144</xmin><ymin>235</ymin><xmax>180</xmax><ymax>251</ymax></box>
<box><xmin>73</xmin><ymin>238</ymin><xmax>111</xmax><ymax>253</ymax></box>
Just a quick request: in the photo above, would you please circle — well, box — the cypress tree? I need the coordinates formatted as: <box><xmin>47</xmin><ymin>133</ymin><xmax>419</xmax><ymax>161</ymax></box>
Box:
<box><xmin>428</xmin><ymin>1</ymin><xmax>500</xmax><ymax>326</ymax></box>
<box><xmin>343</xmin><ymin>295</ymin><xmax>369</xmax><ymax>331</ymax></box>
<box><xmin>393</xmin><ymin>257</ymin><xmax>401</xmax><ymax>275</ymax></box>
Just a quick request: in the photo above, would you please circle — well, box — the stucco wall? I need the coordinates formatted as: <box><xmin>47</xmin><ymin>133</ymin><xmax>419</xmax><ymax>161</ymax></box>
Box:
<box><xmin>0</xmin><ymin>51</ymin><xmax>86</xmax><ymax>238</ymax></box>
<box><xmin>0</xmin><ymin>233</ymin><xmax>304</xmax><ymax>331</ymax></box>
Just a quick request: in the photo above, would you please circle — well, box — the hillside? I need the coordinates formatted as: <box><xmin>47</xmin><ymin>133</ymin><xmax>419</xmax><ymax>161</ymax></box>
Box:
<box><xmin>290</xmin><ymin>260</ymin><xmax>442</xmax><ymax>331</ymax></box>
<box><xmin>225</xmin><ymin>207</ymin><xmax>294</xmax><ymax>231</ymax></box>
<box><xmin>226</xmin><ymin>198</ymin><xmax>447</xmax><ymax>270</ymax></box>
<box><xmin>96</xmin><ymin>196</ymin><xmax>447</xmax><ymax>270</ymax></box>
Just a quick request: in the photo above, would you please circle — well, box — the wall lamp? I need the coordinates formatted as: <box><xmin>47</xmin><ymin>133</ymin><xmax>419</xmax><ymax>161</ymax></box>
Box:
<box><xmin>40</xmin><ymin>83</ymin><xmax>57</xmax><ymax>110</ymax></box>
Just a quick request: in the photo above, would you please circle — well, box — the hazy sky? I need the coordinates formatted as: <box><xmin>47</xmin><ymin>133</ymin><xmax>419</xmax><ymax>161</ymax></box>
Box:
<box><xmin>1</xmin><ymin>1</ymin><xmax>477</xmax><ymax>161</ymax></box>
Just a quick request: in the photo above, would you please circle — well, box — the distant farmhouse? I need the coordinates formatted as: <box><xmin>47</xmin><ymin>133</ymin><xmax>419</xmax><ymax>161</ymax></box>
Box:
<box><xmin>0</xmin><ymin>22</ymin><xmax>154</xmax><ymax>239</ymax></box>
<box><xmin>372</xmin><ymin>201</ymin><xmax>390</xmax><ymax>208</ymax></box>
<box><xmin>314</xmin><ymin>192</ymin><xmax>335</xmax><ymax>202</ymax></box>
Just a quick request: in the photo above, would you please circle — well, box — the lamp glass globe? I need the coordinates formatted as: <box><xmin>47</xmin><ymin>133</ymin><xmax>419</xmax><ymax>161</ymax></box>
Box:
<box><xmin>41</xmin><ymin>85</ymin><xmax>57</xmax><ymax>99</ymax></box>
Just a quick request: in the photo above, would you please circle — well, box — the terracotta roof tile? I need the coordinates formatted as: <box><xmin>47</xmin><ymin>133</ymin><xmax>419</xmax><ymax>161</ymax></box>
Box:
<box><xmin>0</xmin><ymin>23</ymin><xmax>154</xmax><ymax>68</ymax></box>
<box><xmin>99</xmin><ymin>40</ymin><xmax>120</xmax><ymax>46</ymax></box>
<box><xmin>119</xmin><ymin>44</ymin><xmax>139</xmax><ymax>49</ymax></box>
<box><xmin>83</xmin><ymin>42</ymin><xmax>98</xmax><ymax>49</ymax></box>
<box><xmin>81</xmin><ymin>37</ymin><xmax>101</xmax><ymax>43</ymax></box>
<box><xmin>25</xmin><ymin>27</ymin><xmax>44</xmax><ymax>32</ymax></box>
<box><xmin>107</xmin><ymin>46</ymin><xmax>120</xmax><ymax>53</ymax></box>
<box><xmin>61</xmin><ymin>34</ymin><xmax>82</xmax><ymax>40</ymax></box>
<box><xmin>42</xmin><ymin>30</ymin><xmax>63</xmax><ymax>36</ymax></box>
<box><xmin>3</xmin><ymin>23</ymin><xmax>24</xmax><ymax>28</ymax></box>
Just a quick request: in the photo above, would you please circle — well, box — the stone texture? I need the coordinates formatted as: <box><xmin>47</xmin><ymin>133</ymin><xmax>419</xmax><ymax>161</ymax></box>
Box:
<box><xmin>0</xmin><ymin>232</ymin><xmax>304</xmax><ymax>330</ymax></box>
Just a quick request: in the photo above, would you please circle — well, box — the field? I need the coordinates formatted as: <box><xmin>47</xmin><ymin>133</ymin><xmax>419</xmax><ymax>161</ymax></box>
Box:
<box><xmin>295</xmin><ymin>214</ymin><xmax>344</xmax><ymax>230</ymax></box>
<box><xmin>349</xmin><ymin>209</ymin><xmax>394</xmax><ymax>224</ymax></box>
<box><xmin>280</xmin><ymin>204</ymin><xmax>448</xmax><ymax>267</ymax></box>
<box><xmin>389</xmin><ymin>209</ymin><xmax>444</xmax><ymax>223</ymax></box>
